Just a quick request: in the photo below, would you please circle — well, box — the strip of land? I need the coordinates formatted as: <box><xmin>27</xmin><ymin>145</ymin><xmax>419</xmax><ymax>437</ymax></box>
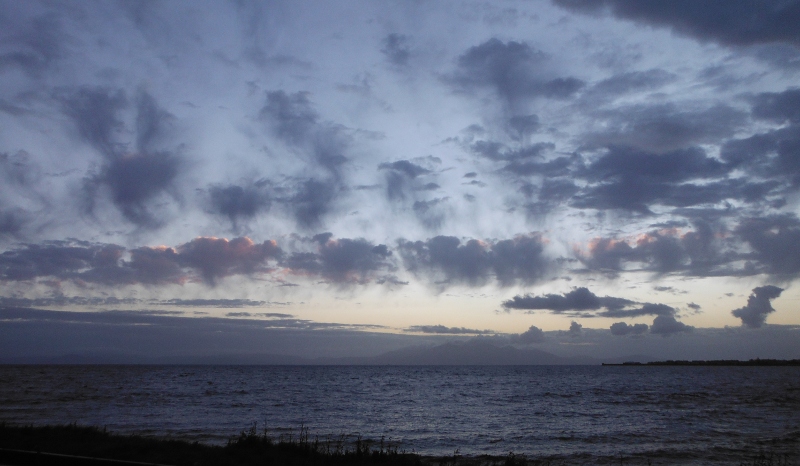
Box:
<box><xmin>602</xmin><ymin>359</ymin><xmax>800</xmax><ymax>366</ymax></box>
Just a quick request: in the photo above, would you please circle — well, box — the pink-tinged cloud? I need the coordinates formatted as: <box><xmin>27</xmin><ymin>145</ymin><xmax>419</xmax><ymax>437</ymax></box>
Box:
<box><xmin>176</xmin><ymin>237</ymin><xmax>282</xmax><ymax>285</ymax></box>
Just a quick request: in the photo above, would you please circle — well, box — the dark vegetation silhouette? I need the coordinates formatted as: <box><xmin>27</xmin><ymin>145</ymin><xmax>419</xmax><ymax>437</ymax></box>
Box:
<box><xmin>0</xmin><ymin>423</ymin><xmax>793</xmax><ymax>466</ymax></box>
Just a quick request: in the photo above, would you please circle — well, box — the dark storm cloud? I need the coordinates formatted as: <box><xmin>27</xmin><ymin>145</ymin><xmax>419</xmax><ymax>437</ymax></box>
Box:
<box><xmin>0</xmin><ymin>240</ymin><xmax>124</xmax><ymax>282</ymax></box>
<box><xmin>447</xmin><ymin>38</ymin><xmax>584</xmax><ymax>105</ymax></box>
<box><xmin>583</xmin><ymin>104</ymin><xmax>746</xmax><ymax>153</ymax></box>
<box><xmin>58</xmin><ymin>87</ymin><xmax>183</xmax><ymax>228</ymax></box>
<box><xmin>503</xmin><ymin>155</ymin><xmax>576</xmax><ymax>178</ymax></box>
<box><xmin>721</xmin><ymin>131</ymin><xmax>800</xmax><ymax>188</ymax></box>
<box><xmin>602</xmin><ymin>303</ymin><xmax>676</xmax><ymax>319</ymax></box>
<box><xmin>207</xmin><ymin>182</ymin><xmax>271</xmax><ymax>229</ymax></box>
<box><xmin>650</xmin><ymin>315</ymin><xmax>693</xmax><ymax>336</ymax></box>
<box><xmin>502</xmin><ymin>287</ymin><xmax>632</xmax><ymax>312</ymax></box>
<box><xmin>731</xmin><ymin>285</ymin><xmax>784</xmax><ymax>328</ymax></box>
<box><xmin>176</xmin><ymin>237</ymin><xmax>282</xmax><ymax>285</ymax></box>
<box><xmin>85</xmin><ymin>152</ymin><xmax>182</xmax><ymax>227</ymax></box>
<box><xmin>609</xmin><ymin>321</ymin><xmax>649</xmax><ymax>336</ymax></box>
<box><xmin>736</xmin><ymin>215</ymin><xmax>800</xmax><ymax>276</ymax></box>
<box><xmin>123</xmin><ymin>246</ymin><xmax>184</xmax><ymax>285</ymax></box>
<box><xmin>568</xmin><ymin>320</ymin><xmax>582</xmax><ymax>336</ymax></box>
<box><xmin>405</xmin><ymin>325</ymin><xmax>494</xmax><ymax>335</ymax></box>
<box><xmin>553</xmin><ymin>0</ymin><xmax>800</xmax><ymax>47</ymax></box>
<box><xmin>576</xmin><ymin>222</ymin><xmax>733</xmax><ymax>276</ymax></box>
<box><xmin>260</xmin><ymin>91</ymin><xmax>319</xmax><ymax>146</ymax></box>
<box><xmin>378</xmin><ymin>160</ymin><xmax>430</xmax><ymax>178</ymax></box>
<box><xmin>381</xmin><ymin>33</ymin><xmax>411</xmax><ymax>66</ymax></box>
<box><xmin>729</xmin><ymin>90</ymin><xmax>800</xmax><ymax>185</ymax></box>
<box><xmin>502</xmin><ymin>287</ymin><xmax>678</xmax><ymax>319</ymax></box>
<box><xmin>583</xmin><ymin>147</ymin><xmax>726</xmax><ymax>184</ymax></box>
<box><xmin>260</xmin><ymin>91</ymin><xmax>352</xmax><ymax>228</ymax></box>
<box><xmin>720</xmin><ymin>132</ymin><xmax>781</xmax><ymax>170</ymax></box>
<box><xmin>538</xmin><ymin>179</ymin><xmax>580</xmax><ymax>203</ymax></box>
<box><xmin>0</xmin><ymin>208</ymin><xmax>24</xmax><ymax>237</ymax></box>
<box><xmin>58</xmin><ymin>87</ymin><xmax>128</xmax><ymax>157</ymax></box>
<box><xmin>283</xmin><ymin>235</ymin><xmax>394</xmax><ymax>285</ymax></box>
<box><xmin>751</xmin><ymin>88</ymin><xmax>800</xmax><ymax>124</ymax></box>
<box><xmin>507</xmin><ymin>114</ymin><xmax>540</xmax><ymax>141</ymax></box>
<box><xmin>134</xmin><ymin>91</ymin><xmax>174</xmax><ymax>152</ymax></box>
<box><xmin>260</xmin><ymin>90</ymin><xmax>348</xmax><ymax>174</ymax></box>
<box><xmin>0</xmin><ymin>9</ymin><xmax>64</xmax><ymax>77</ymax></box>
<box><xmin>398</xmin><ymin>234</ymin><xmax>549</xmax><ymax>287</ymax></box>
<box><xmin>291</xmin><ymin>178</ymin><xmax>338</xmax><ymax>229</ymax></box>
<box><xmin>378</xmin><ymin>160</ymin><xmax>432</xmax><ymax>201</ymax></box>
<box><xmin>573</xmin><ymin>176</ymin><xmax>779</xmax><ymax>214</ymax></box>
<box><xmin>541</xmin><ymin>144</ymin><xmax>757</xmax><ymax>215</ymax></box>
<box><xmin>0</xmin><ymin>237</ymin><xmax>282</xmax><ymax>287</ymax></box>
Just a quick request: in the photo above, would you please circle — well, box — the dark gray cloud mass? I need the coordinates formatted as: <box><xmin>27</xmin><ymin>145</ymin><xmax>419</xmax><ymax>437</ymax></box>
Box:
<box><xmin>290</xmin><ymin>178</ymin><xmax>339</xmax><ymax>230</ymax></box>
<box><xmin>583</xmin><ymin>104</ymin><xmax>746</xmax><ymax>153</ymax></box>
<box><xmin>260</xmin><ymin>91</ymin><xmax>321</xmax><ymax>147</ymax></box>
<box><xmin>0</xmin><ymin>237</ymin><xmax>282</xmax><ymax>286</ymax></box>
<box><xmin>0</xmin><ymin>8</ymin><xmax>64</xmax><ymax>77</ymax></box>
<box><xmin>553</xmin><ymin>0</ymin><xmax>800</xmax><ymax>47</ymax></box>
<box><xmin>208</xmin><ymin>182</ymin><xmax>271</xmax><ymax>230</ymax></box>
<box><xmin>731</xmin><ymin>285</ymin><xmax>784</xmax><ymax>328</ymax></box>
<box><xmin>751</xmin><ymin>88</ymin><xmax>800</xmax><ymax>124</ymax></box>
<box><xmin>502</xmin><ymin>287</ymin><xmax>679</xmax><ymax>319</ymax></box>
<box><xmin>378</xmin><ymin>160</ymin><xmax>432</xmax><ymax>201</ymax></box>
<box><xmin>650</xmin><ymin>315</ymin><xmax>693</xmax><ymax>336</ymax></box>
<box><xmin>576</xmin><ymin>221</ymin><xmax>735</xmax><ymax>277</ymax></box>
<box><xmin>260</xmin><ymin>91</ymin><xmax>351</xmax><ymax>229</ymax></box>
<box><xmin>381</xmin><ymin>33</ymin><xmax>411</xmax><ymax>67</ymax></box>
<box><xmin>609</xmin><ymin>321</ymin><xmax>649</xmax><ymax>336</ymax></box>
<box><xmin>503</xmin><ymin>287</ymin><xmax>633</xmax><ymax>313</ymax></box>
<box><xmin>398</xmin><ymin>234</ymin><xmax>549</xmax><ymax>287</ymax></box>
<box><xmin>59</xmin><ymin>87</ymin><xmax>182</xmax><ymax>228</ymax></box>
<box><xmin>569</xmin><ymin>144</ymin><xmax>753</xmax><ymax>214</ymax></box>
<box><xmin>283</xmin><ymin>234</ymin><xmax>393</xmax><ymax>285</ymax></box>
<box><xmin>736</xmin><ymin>215</ymin><xmax>800</xmax><ymax>276</ymax></box>
<box><xmin>448</xmin><ymin>38</ymin><xmax>584</xmax><ymax>106</ymax></box>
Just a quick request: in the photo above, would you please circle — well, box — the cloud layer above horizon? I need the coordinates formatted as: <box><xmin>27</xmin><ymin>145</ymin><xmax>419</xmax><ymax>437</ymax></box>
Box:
<box><xmin>1</xmin><ymin>0</ymin><xmax>799</xmax><ymax>342</ymax></box>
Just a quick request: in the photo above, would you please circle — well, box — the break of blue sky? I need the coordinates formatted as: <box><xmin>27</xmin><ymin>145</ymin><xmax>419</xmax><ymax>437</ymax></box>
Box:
<box><xmin>1</xmin><ymin>0</ymin><xmax>800</xmax><ymax>361</ymax></box>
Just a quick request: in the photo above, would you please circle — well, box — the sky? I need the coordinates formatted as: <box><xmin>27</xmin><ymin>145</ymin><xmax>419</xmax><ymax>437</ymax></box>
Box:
<box><xmin>1</xmin><ymin>0</ymin><xmax>800</xmax><ymax>362</ymax></box>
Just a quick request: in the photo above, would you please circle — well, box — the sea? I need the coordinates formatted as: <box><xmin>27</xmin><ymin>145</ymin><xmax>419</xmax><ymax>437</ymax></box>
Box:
<box><xmin>1</xmin><ymin>365</ymin><xmax>798</xmax><ymax>465</ymax></box>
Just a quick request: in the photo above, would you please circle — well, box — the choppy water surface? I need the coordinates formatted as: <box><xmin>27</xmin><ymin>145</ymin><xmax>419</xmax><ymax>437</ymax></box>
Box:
<box><xmin>1</xmin><ymin>365</ymin><xmax>798</xmax><ymax>464</ymax></box>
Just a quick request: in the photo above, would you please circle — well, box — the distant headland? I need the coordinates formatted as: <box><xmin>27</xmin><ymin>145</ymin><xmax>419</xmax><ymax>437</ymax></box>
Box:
<box><xmin>602</xmin><ymin>359</ymin><xmax>800</xmax><ymax>366</ymax></box>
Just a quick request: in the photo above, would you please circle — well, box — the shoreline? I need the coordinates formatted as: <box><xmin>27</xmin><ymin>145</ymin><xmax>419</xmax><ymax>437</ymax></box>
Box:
<box><xmin>0</xmin><ymin>423</ymin><xmax>538</xmax><ymax>466</ymax></box>
<box><xmin>601</xmin><ymin>358</ymin><xmax>800</xmax><ymax>366</ymax></box>
<box><xmin>1</xmin><ymin>423</ymin><xmax>796</xmax><ymax>466</ymax></box>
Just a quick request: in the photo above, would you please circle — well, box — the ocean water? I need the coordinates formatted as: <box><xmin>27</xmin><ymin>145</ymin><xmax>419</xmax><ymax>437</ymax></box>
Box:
<box><xmin>1</xmin><ymin>365</ymin><xmax>798</xmax><ymax>464</ymax></box>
